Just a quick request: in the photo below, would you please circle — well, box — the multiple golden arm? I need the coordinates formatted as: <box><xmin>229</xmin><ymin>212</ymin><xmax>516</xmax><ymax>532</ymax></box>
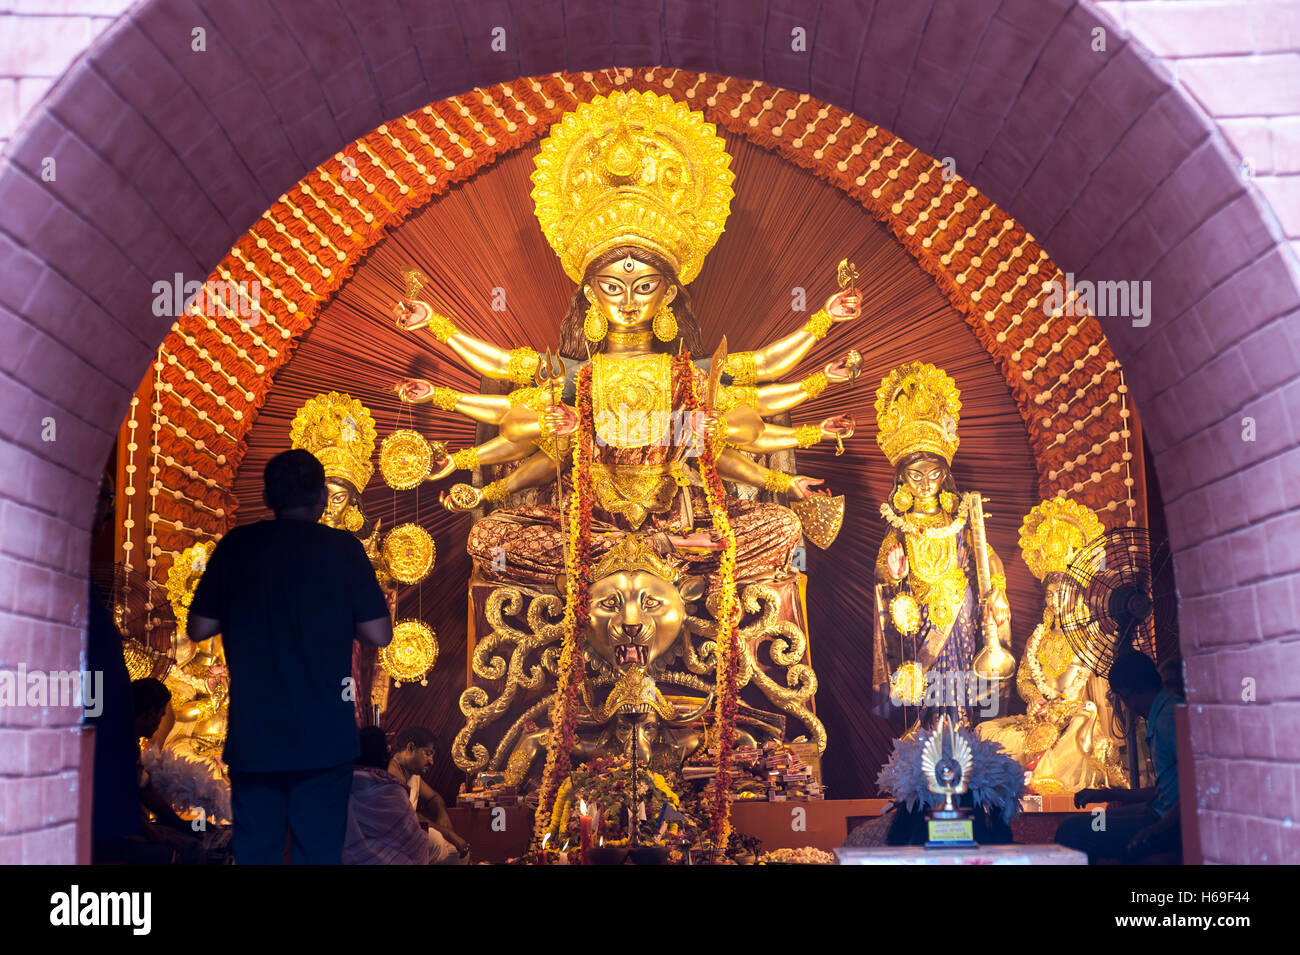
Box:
<box><xmin>394</xmin><ymin>281</ymin><xmax>862</xmax><ymax>506</ymax></box>
<box><xmin>394</xmin><ymin>300</ymin><xmax>540</xmax><ymax>384</ymax></box>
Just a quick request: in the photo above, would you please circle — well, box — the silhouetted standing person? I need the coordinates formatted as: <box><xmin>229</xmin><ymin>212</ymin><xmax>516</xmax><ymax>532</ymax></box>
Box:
<box><xmin>189</xmin><ymin>449</ymin><xmax>392</xmax><ymax>864</ymax></box>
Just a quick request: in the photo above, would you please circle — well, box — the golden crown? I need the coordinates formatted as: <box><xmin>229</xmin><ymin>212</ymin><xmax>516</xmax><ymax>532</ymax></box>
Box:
<box><xmin>530</xmin><ymin>90</ymin><xmax>735</xmax><ymax>285</ymax></box>
<box><xmin>875</xmin><ymin>362</ymin><xmax>962</xmax><ymax>466</ymax></box>
<box><xmin>591</xmin><ymin>533</ymin><xmax>680</xmax><ymax>583</ymax></box>
<box><xmin>1019</xmin><ymin>497</ymin><xmax>1106</xmax><ymax>580</ymax></box>
<box><xmin>290</xmin><ymin>392</ymin><xmax>377</xmax><ymax>491</ymax></box>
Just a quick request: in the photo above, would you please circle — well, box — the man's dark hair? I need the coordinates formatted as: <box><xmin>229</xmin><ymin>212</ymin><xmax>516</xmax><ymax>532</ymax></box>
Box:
<box><xmin>263</xmin><ymin>449</ymin><xmax>326</xmax><ymax>512</ymax></box>
<box><xmin>391</xmin><ymin>726</ymin><xmax>437</xmax><ymax>754</ymax></box>
<box><xmin>357</xmin><ymin>726</ymin><xmax>390</xmax><ymax>769</ymax></box>
<box><xmin>1107</xmin><ymin>651</ymin><xmax>1162</xmax><ymax>698</ymax></box>
<box><xmin>131</xmin><ymin>678</ymin><xmax>171</xmax><ymax>717</ymax></box>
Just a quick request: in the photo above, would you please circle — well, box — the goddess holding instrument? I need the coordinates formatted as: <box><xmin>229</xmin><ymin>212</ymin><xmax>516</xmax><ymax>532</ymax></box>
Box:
<box><xmin>391</xmin><ymin>91</ymin><xmax>865</xmax><ymax>586</ymax></box>
<box><xmin>871</xmin><ymin>363</ymin><xmax>1013</xmax><ymax>733</ymax></box>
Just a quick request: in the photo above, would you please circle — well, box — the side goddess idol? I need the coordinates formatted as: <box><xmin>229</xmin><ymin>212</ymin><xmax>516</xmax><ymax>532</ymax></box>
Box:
<box><xmin>871</xmin><ymin>362</ymin><xmax>1013</xmax><ymax>734</ymax></box>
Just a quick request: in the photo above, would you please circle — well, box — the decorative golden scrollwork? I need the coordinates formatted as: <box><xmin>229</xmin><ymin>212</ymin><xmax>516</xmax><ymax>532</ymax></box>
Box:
<box><xmin>451</xmin><ymin>588</ymin><xmax>565</xmax><ymax>774</ymax></box>
<box><xmin>454</xmin><ymin>581</ymin><xmax>826</xmax><ymax>775</ymax></box>
<box><xmin>739</xmin><ymin>584</ymin><xmax>824</xmax><ymax>752</ymax></box>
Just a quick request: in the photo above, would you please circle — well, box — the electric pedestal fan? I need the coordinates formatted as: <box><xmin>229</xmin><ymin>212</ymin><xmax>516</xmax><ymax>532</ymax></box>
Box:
<box><xmin>1058</xmin><ymin>527</ymin><xmax>1178</xmax><ymax>788</ymax></box>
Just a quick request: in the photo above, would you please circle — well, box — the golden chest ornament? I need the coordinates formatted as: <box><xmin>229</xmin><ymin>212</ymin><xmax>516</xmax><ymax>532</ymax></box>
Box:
<box><xmin>1036</xmin><ymin>628</ymin><xmax>1075</xmax><ymax>681</ymax></box>
<box><xmin>591</xmin><ymin>353</ymin><xmax>673</xmax><ymax>448</ymax></box>
<box><xmin>901</xmin><ymin>513</ymin><xmax>969</xmax><ymax>630</ymax></box>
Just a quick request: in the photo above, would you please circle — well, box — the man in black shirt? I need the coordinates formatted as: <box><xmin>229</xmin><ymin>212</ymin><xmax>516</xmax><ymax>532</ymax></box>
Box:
<box><xmin>189</xmin><ymin>449</ymin><xmax>392</xmax><ymax>864</ymax></box>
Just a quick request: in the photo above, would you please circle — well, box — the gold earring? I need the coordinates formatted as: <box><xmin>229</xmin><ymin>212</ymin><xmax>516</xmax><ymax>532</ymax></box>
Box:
<box><xmin>892</xmin><ymin>487</ymin><xmax>913</xmax><ymax>511</ymax></box>
<box><xmin>584</xmin><ymin>304</ymin><xmax>608</xmax><ymax>343</ymax></box>
<box><xmin>342</xmin><ymin>504</ymin><xmax>364</xmax><ymax>532</ymax></box>
<box><xmin>939</xmin><ymin>491</ymin><xmax>958</xmax><ymax>514</ymax></box>
<box><xmin>652</xmin><ymin>303</ymin><xmax>677</xmax><ymax>342</ymax></box>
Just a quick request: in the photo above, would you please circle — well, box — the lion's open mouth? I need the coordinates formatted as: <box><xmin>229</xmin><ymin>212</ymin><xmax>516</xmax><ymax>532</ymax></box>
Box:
<box><xmin>614</xmin><ymin>644</ymin><xmax>648</xmax><ymax>667</ymax></box>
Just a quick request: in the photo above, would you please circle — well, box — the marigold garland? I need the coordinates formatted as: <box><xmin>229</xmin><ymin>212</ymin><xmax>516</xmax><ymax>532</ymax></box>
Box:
<box><xmin>533</xmin><ymin>365</ymin><xmax>597</xmax><ymax>845</ymax></box>
<box><xmin>682</xmin><ymin>355</ymin><xmax>741</xmax><ymax>848</ymax></box>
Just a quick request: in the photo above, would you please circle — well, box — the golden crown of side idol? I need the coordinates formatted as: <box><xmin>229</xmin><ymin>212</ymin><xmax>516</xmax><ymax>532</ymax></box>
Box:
<box><xmin>1019</xmin><ymin>497</ymin><xmax>1106</xmax><ymax>580</ymax></box>
<box><xmin>591</xmin><ymin>533</ymin><xmax>681</xmax><ymax>583</ymax></box>
<box><xmin>290</xmin><ymin>392</ymin><xmax>377</xmax><ymax>491</ymax></box>
<box><xmin>530</xmin><ymin>90</ymin><xmax>735</xmax><ymax>285</ymax></box>
<box><xmin>875</xmin><ymin>362</ymin><xmax>962</xmax><ymax>466</ymax></box>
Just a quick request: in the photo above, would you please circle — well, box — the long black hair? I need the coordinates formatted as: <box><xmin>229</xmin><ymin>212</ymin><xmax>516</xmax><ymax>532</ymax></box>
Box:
<box><xmin>558</xmin><ymin>245</ymin><xmax>702</xmax><ymax>361</ymax></box>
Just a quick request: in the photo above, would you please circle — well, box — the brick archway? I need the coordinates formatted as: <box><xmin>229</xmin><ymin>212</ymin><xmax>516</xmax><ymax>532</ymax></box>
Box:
<box><xmin>1</xmin><ymin>0</ymin><xmax>1296</xmax><ymax>863</ymax></box>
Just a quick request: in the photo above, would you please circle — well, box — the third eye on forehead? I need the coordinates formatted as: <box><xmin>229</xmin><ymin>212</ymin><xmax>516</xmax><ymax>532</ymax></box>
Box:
<box><xmin>597</xmin><ymin>271</ymin><xmax>661</xmax><ymax>288</ymax></box>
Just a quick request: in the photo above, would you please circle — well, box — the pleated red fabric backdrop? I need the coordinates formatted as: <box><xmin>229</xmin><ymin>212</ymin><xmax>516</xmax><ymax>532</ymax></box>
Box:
<box><xmin>232</xmin><ymin>132</ymin><xmax>1045</xmax><ymax>801</ymax></box>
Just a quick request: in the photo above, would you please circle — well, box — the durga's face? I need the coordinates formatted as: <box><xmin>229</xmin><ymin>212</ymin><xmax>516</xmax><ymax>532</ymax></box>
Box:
<box><xmin>584</xmin><ymin>255</ymin><xmax>678</xmax><ymax>333</ymax></box>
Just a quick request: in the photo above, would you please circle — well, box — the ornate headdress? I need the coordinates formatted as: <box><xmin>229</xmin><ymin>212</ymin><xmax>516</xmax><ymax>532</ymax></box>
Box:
<box><xmin>591</xmin><ymin>533</ymin><xmax>681</xmax><ymax>583</ymax></box>
<box><xmin>290</xmin><ymin>392</ymin><xmax>377</xmax><ymax>491</ymax></box>
<box><xmin>530</xmin><ymin>90</ymin><xmax>735</xmax><ymax>285</ymax></box>
<box><xmin>1018</xmin><ymin>497</ymin><xmax>1105</xmax><ymax>580</ymax></box>
<box><xmin>875</xmin><ymin>362</ymin><xmax>962</xmax><ymax>466</ymax></box>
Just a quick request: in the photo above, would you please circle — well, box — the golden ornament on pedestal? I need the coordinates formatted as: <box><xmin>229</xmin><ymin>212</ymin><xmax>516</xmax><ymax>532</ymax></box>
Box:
<box><xmin>380</xmin><ymin>429</ymin><xmax>433</xmax><ymax>490</ymax></box>
<box><xmin>381</xmin><ymin>523</ymin><xmax>436</xmax><ymax>585</ymax></box>
<box><xmin>380</xmin><ymin>619</ymin><xmax>438</xmax><ymax>685</ymax></box>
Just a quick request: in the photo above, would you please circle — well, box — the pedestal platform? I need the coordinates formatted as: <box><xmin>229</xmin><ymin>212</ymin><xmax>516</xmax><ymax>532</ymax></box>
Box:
<box><xmin>446</xmin><ymin>797</ymin><xmax>1100</xmax><ymax>863</ymax></box>
<box><xmin>835</xmin><ymin>844</ymin><xmax>1086</xmax><ymax>865</ymax></box>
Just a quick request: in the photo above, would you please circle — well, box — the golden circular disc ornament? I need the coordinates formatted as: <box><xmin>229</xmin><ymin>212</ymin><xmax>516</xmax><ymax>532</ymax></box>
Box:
<box><xmin>379</xmin><ymin>429</ymin><xmax>432</xmax><ymax>490</ymax></box>
<box><xmin>380</xmin><ymin>619</ymin><xmax>438</xmax><ymax>685</ymax></box>
<box><xmin>889</xmin><ymin>593</ymin><xmax>922</xmax><ymax>636</ymax></box>
<box><xmin>890</xmin><ymin>660</ymin><xmax>926</xmax><ymax>706</ymax></box>
<box><xmin>381</xmin><ymin>523</ymin><xmax>436</xmax><ymax>584</ymax></box>
<box><xmin>444</xmin><ymin>482</ymin><xmax>482</xmax><ymax>511</ymax></box>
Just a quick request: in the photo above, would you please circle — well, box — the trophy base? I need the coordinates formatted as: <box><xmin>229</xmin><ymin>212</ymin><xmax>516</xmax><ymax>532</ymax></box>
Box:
<box><xmin>925</xmin><ymin>809</ymin><xmax>976</xmax><ymax>849</ymax></box>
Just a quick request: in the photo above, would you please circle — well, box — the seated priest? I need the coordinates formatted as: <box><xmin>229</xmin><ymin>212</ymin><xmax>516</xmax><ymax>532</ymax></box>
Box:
<box><xmin>386</xmin><ymin>726</ymin><xmax>469</xmax><ymax>861</ymax></box>
<box><xmin>1054</xmin><ymin>651</ymin><xmax>1182</xmax><ymax>863</ymax></box>
<box><xmin>344</xmin><ymin>728</ymin><xmax>435</xmax><ymax>865</ymax></box>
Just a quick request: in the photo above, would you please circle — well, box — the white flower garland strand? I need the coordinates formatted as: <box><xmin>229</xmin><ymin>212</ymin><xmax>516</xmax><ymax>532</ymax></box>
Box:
<box><xmin>879</xmin><ymin>491</ymin><xmax>974</xmax><ymax>540</ymax></box>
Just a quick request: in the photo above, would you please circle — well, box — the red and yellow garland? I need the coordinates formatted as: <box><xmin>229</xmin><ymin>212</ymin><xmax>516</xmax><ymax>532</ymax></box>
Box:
<box><xmin>532</xmin><ymin>356</ymin><xmax>741</xmax><ymax>850</ymax></box>
<box><xmin>533</xmin><ymin>365</ymin><xmax>597</xmax><ymax>844</ymax></box>
<box><xmin>681</xmin><ymin>358</ymin><xmax>741</xmax><ymax>849</ymax></box>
